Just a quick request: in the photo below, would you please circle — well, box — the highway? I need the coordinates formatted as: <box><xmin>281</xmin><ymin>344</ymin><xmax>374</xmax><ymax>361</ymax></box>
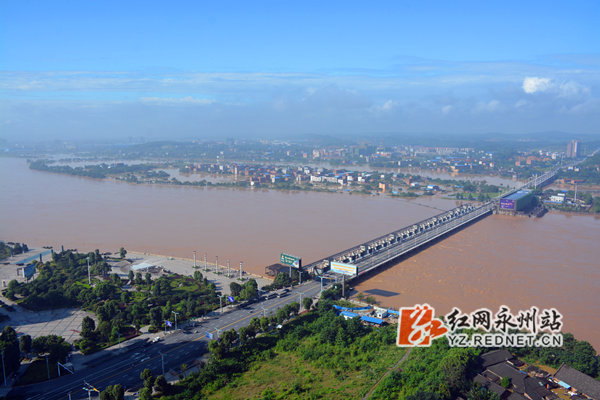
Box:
<box><xmin>8</xmin><ymin>281</ymin><xmax>322</xmax><ymax>400</ymax></box>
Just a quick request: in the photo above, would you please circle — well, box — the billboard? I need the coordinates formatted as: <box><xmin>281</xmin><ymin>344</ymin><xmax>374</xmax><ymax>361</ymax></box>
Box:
<box><xmin>330</xmin><ymin>261</ymin><xmax>357</xmax><ymax>276</ymax></box>
<box><xmin>499</xmin><ymin>199</ymin><xmax>515</xmax><ymax>210</ymax></box>
<box><xmin>280</xmin><ymin>253</ymin><xmax>301</xmax><ymax>269</ymax></box>
<box><xmin>18</xmin><ymin>263</ymin><xmax>36</xmax><ymax>279</ymax></box>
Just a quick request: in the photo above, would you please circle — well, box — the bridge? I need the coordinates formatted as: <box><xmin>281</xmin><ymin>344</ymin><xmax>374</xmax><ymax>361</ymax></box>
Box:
<box><xmin>305</xmin><ymin>164</ymin><xmax>561</xmax><ymax>282</ymax></box>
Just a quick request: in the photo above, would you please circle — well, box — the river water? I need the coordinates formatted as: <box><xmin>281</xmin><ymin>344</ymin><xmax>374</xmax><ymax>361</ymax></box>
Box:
<box><xmin>1</xmin><ymin>157</ymin><xmax>599</xmax><ymax>349</ymax></box>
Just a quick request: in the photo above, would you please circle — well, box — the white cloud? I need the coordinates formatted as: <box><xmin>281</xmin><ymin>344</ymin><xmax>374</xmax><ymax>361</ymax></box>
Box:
<box><xmin>522</xmin><ymin>77</ymin><xmax>552</xmax><ymax>94</ymax></box>
<box><xmin>381</xmin><ymin>100</ymin><xmax>397</xmax><ymax>111</ymax></box>
<box><xmin>557</xmin><ymin>81</ymin><xmax>590</xmax><ymax>98</ymax></box>
<box><xmin>140</xmin><ymin>96</ymin><xmax>215</xmax><ymax>105</ymax></box>
<box><xmin>514</xmin><ymin>99</ymin><xmax>528</xmax><ymax>108</ymax></box>
<box><xmin>474</xmin><ymin>100</ymin><xmax>500</xmax><ymax>113</ymax></box>
<box><xmin>442</xmin><ymin>105</ymin><xmax>452</xmax><ymax>114</ymax></box>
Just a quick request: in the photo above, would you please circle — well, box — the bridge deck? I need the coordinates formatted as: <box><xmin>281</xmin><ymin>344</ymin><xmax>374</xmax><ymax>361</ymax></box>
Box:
<box><xmin>307</xmin><ymin>163</ymin><xmax>561</xmax><ymax>282</ymax></box>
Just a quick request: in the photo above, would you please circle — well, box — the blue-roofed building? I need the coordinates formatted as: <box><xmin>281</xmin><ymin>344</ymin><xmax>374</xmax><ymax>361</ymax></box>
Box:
<box><xmin>340</xmin><ymin>311</ymin><xmax>359</xmax><ymax>320</ymax></box>
<box><xmin>360</xmin><ymin>315</ymin><xmax>384</xmax><ymax>325</ymax></box>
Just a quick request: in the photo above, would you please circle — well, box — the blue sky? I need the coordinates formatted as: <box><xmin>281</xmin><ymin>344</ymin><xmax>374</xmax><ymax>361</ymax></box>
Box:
<box><xmin>1</xmin><ymin>0</ymin><xmax>599</xmax><ymax>140</ymax></box>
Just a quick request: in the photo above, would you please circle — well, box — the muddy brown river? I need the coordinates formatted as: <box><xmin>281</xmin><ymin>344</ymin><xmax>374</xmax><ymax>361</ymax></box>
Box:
<box><xmin>1</xmin><ymin>157</ymin><xmax>599</xmax><ymax>349</ymax></box>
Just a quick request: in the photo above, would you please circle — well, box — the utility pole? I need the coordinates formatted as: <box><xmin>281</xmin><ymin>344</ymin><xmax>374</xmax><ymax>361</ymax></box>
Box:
<box><xmin>204</xmin><ymin>253</ymin><xmax>208</xmax><ymax>272</ymax></box>
<box><xmin>160</xmin><ymin>352</ymin><xmax>165</xmax><ymax>375</ymax></box>
<box><xmin>46</xmin><ymin>355</ymin><xmax>50</xmax><ymax>380</ymax></box>
<box><xmin>215</xmin><ymin>256</ymin><xmax>218</xmax><ymax>274</ymax></box>
<box><xmin>219</xmin><ymin>296</ymin><xmax>223</xmax><ymax>314</ymax></box>
<box><xmin>193</xmin><ymin>251</ymin><xmax>197</xmax><ymax>268</ymax></box>
<box><xmin>87</xmin><ymin>257</ymin><xmax>91</xmax><ymax>286</ymax></box>
<box><xmin>239</xmin><ymin>261</ymin><xmax>243</xmax><ymax>280</ymax></box>
<box><xmin>227</xmin><ymin>259</ymin><xmax>230</xmax><ymax>277</ymax></box>
<box><xmin>1</xmin><ymin>350</ymin><xmax>5</xmax><ymax>386</ymax></box>
<box><xmin>172</xmin><ymin>311</ymin><xmax>179</xmax><ymax>330</ymax></box>
<box><xmin>298</xmin><ymin>292</ymin><xmax>304</xmax><ymax>310</ymax></box>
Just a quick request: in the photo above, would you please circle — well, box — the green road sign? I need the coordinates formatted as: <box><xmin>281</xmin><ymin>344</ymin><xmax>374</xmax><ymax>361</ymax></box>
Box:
<box><xmin>280</xmin><ymin>253</ymin><xmax>301</xmax><ymax>268</ymax></box>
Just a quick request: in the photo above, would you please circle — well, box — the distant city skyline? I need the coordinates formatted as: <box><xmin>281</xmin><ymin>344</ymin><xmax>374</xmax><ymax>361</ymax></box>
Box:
<box><xmin>1</xmin><ymin>0</ymin><xmax>599</xmax><ymax>141</ymax></box>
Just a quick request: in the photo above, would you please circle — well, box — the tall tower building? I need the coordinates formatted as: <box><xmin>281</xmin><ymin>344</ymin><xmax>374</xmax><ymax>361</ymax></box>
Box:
<box><xmin>566</xmin><ymin>140</ymin><xmax>580</xmax><ymax>158</ymax></box>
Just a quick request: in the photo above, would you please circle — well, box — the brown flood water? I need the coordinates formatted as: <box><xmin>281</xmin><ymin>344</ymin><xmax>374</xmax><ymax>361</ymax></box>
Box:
<box><xmin>353</xmin><ymin>213</ymin><xmax>600</xmax><ymax>349</ymax></box>
<box><xmin>1</xmin><ymin>157</ymin><xmax>599</xmax><ymax>349</ymax></box>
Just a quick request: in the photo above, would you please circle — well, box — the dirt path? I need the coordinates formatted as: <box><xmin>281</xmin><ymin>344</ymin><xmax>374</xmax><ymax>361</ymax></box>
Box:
<box><xmin>363</xmin><ymin>347</ymin><xmax>413</xmax><ymax>399</ymax></box>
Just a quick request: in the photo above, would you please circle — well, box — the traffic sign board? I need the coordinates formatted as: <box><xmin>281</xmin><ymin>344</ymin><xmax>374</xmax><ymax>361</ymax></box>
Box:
<box><xmin>280</xmin><ymin>253</ymin><xmax>301</xmax><ymax>268</ymax></box>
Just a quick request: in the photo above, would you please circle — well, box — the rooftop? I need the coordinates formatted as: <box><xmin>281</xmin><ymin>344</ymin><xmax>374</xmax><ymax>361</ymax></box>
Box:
<box><xmin>504</xmin><ymin>189</ymin><xmax>532</xmax><ymax>201</ymax></box>
<box><xmin>554</xmin><ymin>363</ymin><xmax>600</xmax><ymax>400</ymax></box>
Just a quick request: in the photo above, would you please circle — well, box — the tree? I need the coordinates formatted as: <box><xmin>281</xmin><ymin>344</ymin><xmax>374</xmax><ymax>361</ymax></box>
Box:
<box><xmin>120</xmin><ymin>291</ymin><xmax>131</xmax><ymax>304</ymax></box>
<box><xmin>145</xmin><ymin>272</ymin><xmax>152</xmax><ymax>286</ymax></box>
<box><xmin>19</xmin><ymin>334</ymin><xmax>32</xmax><ymax>355</ymax></box>
<box><xmin>135</xmin><ymin>272</ymin><xmax>143</xmax><ymax>285</ymax></box>
<box><xmin>240</xmin><ymin>279</ymin><xmax>258</xmax><ymax>300</ymax></box>
<box><xmin>406</xmin><ymin>392</ymin><xmax>440</xmax><ymax>400</ymax></box>
<box><xmin>128</xmin><ymin>270</ymin><xmax>134</xmax><ymax>282</ymax></box>
<box><xmin>119</xmin><ymin>247</ymin><xmax>127</xmax><ymax>259</ymax></box>
<box><xmin>111</xmin><ymin>273</ymin><xmax>121</xmax><ymax>286</ymax></box>
<box><xmin>571</xmin><ymin>340</ymin><xmax>599</xmax><ymax>376</ymax></box>
<box><xmin>208</xmin><ymin>339</ymin><xmax>225</xmax><ymax>360</ymax></box>
<box><xmin>230</xmin><ymin>282</ymin><xmax>242</xmax><ymax>297</ymax></box>
<box><xmin>260</xmin><ymin>316</ymin><xmax>270</xmax><ymax>332</ymax></box>
<box><xmin>238</xmin><ymin>326</ymin><xmax>250</xmax><ymax>344</ymax></box>
<box><xmin>276</xmin><ymin>308</ymin><xmax>287</xmax><ymax>323</ymax></box>
<box><xmin>13</xmin><ymin>243</ymin><xmax>22</xmax><ymax>255</ymax></box>
<box><xmin>81</xmin><ymin>316</ymin><xmax>96</xmax><ymax>339</ymax></box>
<box><xmin>0</xmin><ymin>327</ymin><xmax>20</xmax><ymax>375</ymax></box>
<box><xmin>249</xmin><ymin>317</ymin><xmax>261</xmax><ymax>332</ymax></box>
<box><xmin>220</xmin><ymin>329</ymin><xmax>239</xmax><ymax>350</ymax></box>
<box><xmin>302</xmin><ymin>297</ymin><xmax>313</xmax><ymax>310</ymax></box>
<box><xmin>154</xmin><ymin>374</ymin><xmax>170</xmax><ymax>394</ymax></box>
<box><xmin>31</xmin><ymin>335</ymin><xmax>71</xmax><ymax>362</ymax></box>
<box><xmin>138</xmin><ymin>387</ymin><xmax>152</xmax><ymax>400</ymax></box>
<box><xmin>140</xmin><ymin>368</ymin><xmax>154</xmax><ymax>389</ymax></box>
<box><xmin>500</xmin><ymin>376</ymin><xmax>510</xmax><ymax>388</ymax></box>
<box><xmin>193</xmin><ymin>270</ymin><xmax>203</xmax><ymax>281</ymax></box>
<box><xmin>273</xmin><ymin>272</ymin><xmax>291</xmax><ymax>288</ymax></box>
<box><xmin>150</xmin><ymin>307</ymin><xmax>163</xmax><ymax>328</ymax></box>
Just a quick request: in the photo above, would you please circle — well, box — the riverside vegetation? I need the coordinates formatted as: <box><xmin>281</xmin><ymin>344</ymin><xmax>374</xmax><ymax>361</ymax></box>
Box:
<box><xmin>2</xmin><ymin>249</ymin><xmax>257</xmax><ymax>355</ymax></box>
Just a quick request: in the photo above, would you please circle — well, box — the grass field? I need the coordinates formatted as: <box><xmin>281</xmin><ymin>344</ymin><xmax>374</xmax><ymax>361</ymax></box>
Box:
<box><xmin>208</xmin><ymin>328</ymin><xmax>406</xmax><ymax>399</ymax></box>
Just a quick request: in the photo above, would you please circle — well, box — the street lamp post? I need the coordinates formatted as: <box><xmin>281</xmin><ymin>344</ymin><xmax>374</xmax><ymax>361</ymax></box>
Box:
<box><xmin>204</xmin><ymin>253</ymin><xmax>208</xmax><ymax>272</ymax></box>
<box><xmin>172</xmin><ymin>311</ymin><xmax>179</xmax><ymax>330</ymax></box>
<box><xmin>193</xmin><ymin>251</ymin><xmax>197</xmax><ymax>268</ymax></box>
<box><xmin>1</xmin><ymin>350</ymin><xmax>6</xmax><ymax>386</ymax></box>
<box><xmin>215</xmin><ymin>256</ymin><xmax>218</xmax><ymax>274</ymax></box>
<box><xmin>227</xmin><ymin>259</ymin><xmax>230</xmax><ymax>278</ymax></box>
<box><xmin>239</xmin><ymin>261</ymin><xmax>243</xmax><ymax>280</ymax></box>
<box><xmin>298</xmin><ymin>292</ymin><xmax>304</xmax><ymax>310</ymax></box>
<box><xmin>160</xmin><ymin>352</ymin><xmax>165</xmax><ymax>375</ymax></box>
<box><xmin>45</xmin><ymin>355</ymin><xmax>50</xmax><ymax>380</ymax></box>
<box><xmin>87</xmin><ymin>257</ymin><xmax>91</xmax><ymax>286</ymax></box>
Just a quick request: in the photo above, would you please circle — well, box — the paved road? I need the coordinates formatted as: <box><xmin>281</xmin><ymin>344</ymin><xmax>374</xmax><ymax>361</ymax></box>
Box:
<box><xmin>8</xmin><ymin>280</ymin><xmax>322</xmax><ymax>400</ymax></box>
